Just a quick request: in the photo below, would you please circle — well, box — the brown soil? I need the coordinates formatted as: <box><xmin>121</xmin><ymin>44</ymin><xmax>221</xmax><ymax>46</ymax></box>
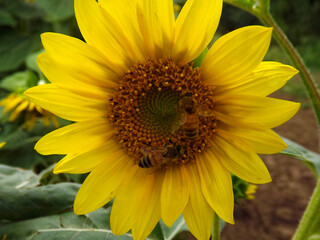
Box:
<box><xmin>180</xmin><ymin>92</ymin><xmax>318</xmax><ymax>240</ymax></box>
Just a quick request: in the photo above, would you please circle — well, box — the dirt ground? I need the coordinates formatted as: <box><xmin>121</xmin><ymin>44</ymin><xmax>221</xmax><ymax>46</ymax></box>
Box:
<box><xmin>182</xmin><ymin>92</ymin><xmax>318</xmax><ymax>240</ymax></box>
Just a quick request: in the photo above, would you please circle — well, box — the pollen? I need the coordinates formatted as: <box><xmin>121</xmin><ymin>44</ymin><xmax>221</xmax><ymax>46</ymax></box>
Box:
<box><xmin>108</xmin><ymin>58</ymin><xmax>217</xmax><ymax>167</ymax></box>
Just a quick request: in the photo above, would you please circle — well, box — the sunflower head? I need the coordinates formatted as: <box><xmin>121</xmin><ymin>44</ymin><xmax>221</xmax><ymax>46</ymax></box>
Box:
<box><xmin>108</xmin><ymin>57</ymin><xmax>217</xmax><ymax>167</ymax></box>
<box><xmin>24</xmin><ymin>0</ymin><xmax>300</xmax><ymax>239</ymax></box>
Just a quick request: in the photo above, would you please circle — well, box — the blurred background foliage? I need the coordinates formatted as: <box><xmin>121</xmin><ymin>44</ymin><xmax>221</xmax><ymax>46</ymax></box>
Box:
<box><xmin>0</xmin><ymin>0</ymin><xmax>319</xmax><ymax>239</ymax></box>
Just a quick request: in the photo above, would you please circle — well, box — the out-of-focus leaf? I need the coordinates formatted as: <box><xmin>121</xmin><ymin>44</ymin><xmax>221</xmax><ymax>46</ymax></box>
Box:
<box><xmin>159</xmin><ymin>215</ymin><xmax>226</xmax><ymax>240</ymax></box>
<box><xmin>0</xmin><ymin>164</ymin><xmax>39</xmax><ymax>189</ymax></box>
<box><xmin>223</xmin><ymin>0</ymin><xmax>260</xmax><ymax>15</ymax></box>
<box><xmin>0</xmin><ymin>31</ymin><xmax>41</xmax><ymax>72</ymax></box>
<box><xmin>12</xmin><ymin>2</ymin><xmax>44</xmax><ymax>20</ymax></box>
<box><xmin>280</xmin><ymin>137</ymin><xmax>320</xmax><ymax>177</ymax></box>
<box><xmin>0</xmin><ymin>10</ymin><xmax>16</xmax><ymax>27</ymax></box>
<box><xmin>149</xmin><ymin>224</ymin><xmax>165</xmax><ymax>240</ymax></box>
<box><xmin>0</xmin><ymin>125</ymin><xmax>30</xmax><ymax>149</ymax></box>
<box><xmin>35</xmin><ymin>0</ymin><xmax>74</xmax><ymax>22</ymax></box>
<box><xmin>0</xmin><ymin>183</ymin><xmax>80</xmax><ymax>220</ymax></box>
<box><xmin>159</xmin><ymin>215</ymin><xmax>188</xmax><ymax>240</ymax></box>
<box><xmin>173</xmin><ymin>0</ymin><xmax>186</xmax><ymax>4</ymax></box>
<box><xmin>0</xmin><ymin>142</ymin><xmax>44</xmax><ymax>169</ymax></box>
<box><xmin>26</xmin><ymin>49</ymin><xmax>45</xmax><ymax>75</ymax></box>
<box><xmin>192</xmin><ymin>48</ymin><xmax>208</xmax><ymax>68</ymax></box>
<box><xmin>309</xmin><ymin>234</ymin><xmax>320</xmax><ymax>240</ymax></box>
<box><xmin>0</xmin><ymin>71</ymin><xmax>38</xmax><ymax>92</ymax></box>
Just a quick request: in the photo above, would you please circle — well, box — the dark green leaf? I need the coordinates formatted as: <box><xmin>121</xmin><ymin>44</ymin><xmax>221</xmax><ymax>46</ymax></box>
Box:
<box><xmin>0</xmin><ymin>10</ymin><xmax>16</xmax><ymax>27</ymax></box>
<box><xmin>280</xmin><ymin>137</ymin><xmax>320</xmax><ymax>177</ymax></box>
<box><xmin>11</xmin><ymin>2</ymin><xmax>45</xmax><ymax>20</ymax></box>
<box><xmin>0</xmin><ymin>31</ymin><xmax>41</xmax><ymax>72</ymax></box>
<box><xmin>35</xmin><ymin>0</ymin><xmax>74</xmax><ymax>22</ymax></box>
<box><xmin>0</xmin><ymin>183</ymin><xmax>80</xmax><ymax>220</ymax></box>
<box><xmin>0</xmin><ymin>71</ymin><xmax>38</xmax><ymax>92</ymax></box>
<box><xmin>0</xmin><ymin>125</ymin><xmax>29</xmax><ymax>150</ymax></box>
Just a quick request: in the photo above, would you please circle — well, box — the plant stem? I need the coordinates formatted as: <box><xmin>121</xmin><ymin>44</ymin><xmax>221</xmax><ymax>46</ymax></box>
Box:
<box><xmin>257</xmin><ymin>11</ymin><xmax>320</xmax><ymax>128</ymax></box>
<box><xmin>292</xmin><ymin>179</ymin><xmax>320</xmax><ymax>240</ymax></box>
<box><xmin>212</xmin><ymin>212</ymin><xmax>220</xmax><ymax>240</ymax></box>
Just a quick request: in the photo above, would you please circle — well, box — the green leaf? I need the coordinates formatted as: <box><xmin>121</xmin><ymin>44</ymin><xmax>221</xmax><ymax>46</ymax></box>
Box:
<box><xmin>0</xmin><ymin>31</ymin><xmax>41</xmax><ymax>72</ymax></box>
<box><xmin>0</xmin><ymin>208</ymin><xmax>148</xmax><ymax>240</ymax></box>
<box><xmin>0</xmin><ymin>10</ymin><xmax>16</xmax><ymax>27</ymax></box>
<box><xmin>0</xmin><ymin>183</ymin><xmax>80</xmax><ymax>221</ymax></box>
<box><xmin>0</xmin><ymin>71</ymin><xmax>38</xmax><ymax>92</ymax></box>
<box><xmin>159</xmin><ymin>215</ymin><xmax>188</xmax><ymax>240</ymax></box>
<box><xmin>309</xmin><ymin>234</ymin><xmax>320</xmax><ymax>240</ymax></box>
<box><xmin>192</xmin><ymin>48</ymin><xmax>208</xmax><ymax>68</ymax></box>
<box><xmin>0</xmin><ymin>125</ymin><xmax>29</xmax><ymax>150</ymax></box>
<box><xmin>158</xmin><ymin>215</ymin><xmax>226</xmax><ymax>240</ymax></box>
<box><xmin>0</xmin><ymin>164</ymin><xmax>40</xmax><ymax>189</ymax></box>
<box><xmin>35</xmin><ymin>0</ymin><xmax>74</xmax><ymax>22</ymax></box>
<box><xmin>25</xmin><ymin>49</ymin><xmax>45</xmax><ymax>75</ymax></box>
<box><xmin>223</xmin><ymin>0</ymin><xmax>260</xmax><ymax>15</ymax></box>
<box><xmin>11</xmin><ymin>2</ymin><xmax>45</xmax><ymax>20</ymax></box>
<box><xmin>280</xmin><ymin>137</ymin><xmax>320</xmax><ymax>177</ymax></box>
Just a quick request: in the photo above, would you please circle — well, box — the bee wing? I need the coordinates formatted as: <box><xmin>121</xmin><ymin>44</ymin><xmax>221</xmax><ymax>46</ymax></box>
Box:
<box><xmin>171</xmin><ymin>113</ymin><xmax>188</xmax><ymax>133</ymax></box>
<box><xmin>197</xmin><ymin>104</ymin><xmax>214</xmax><ymax>117</ymax></box>
<box><xmin>140</xmin><ymin>146</ymin><xmax>153</xmax><ymax>155</ymax></box>
<box><xmin>140</xmin><ymin>146</ymin><xmax>167</xmax><ymax>154</ymax></box>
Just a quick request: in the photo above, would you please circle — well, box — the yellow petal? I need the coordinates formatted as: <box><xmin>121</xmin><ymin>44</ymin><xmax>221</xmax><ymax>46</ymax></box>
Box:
<box><xmin>35</xmin><ymin>119</ymin><xmax>112</xmax><ymax>155</ymax></box>
<box><xmin>137</xmin><ymin>0</ymin><xmax>174</xmax><ymax>58</ymax></box>
<box><xmin>1</xmin><ymin>95</ymin><xmax>24</xmax><ymax>113</ymax></box>
<box><xmin>99</xmin><ymin>0</ymin><xmax>147</xmax><ymax>61</ymax></box>
<box><xmin>202</xmin><ymin>26</ymin><xmax>272</xmax><ymax>85</ymax></box>
<box><xmin>132</xmin><ymin>172</ymin><xmax>163</xmax><ymax>240</ymax></box>
<box><xmin>0</xmin><ymin>142</ymin><xmax>6</xmax><ymax>148</ymax></box>
<box><xmin>215</xmin><ymin>61</ymin><xmax>299</xmax><ymax>96</ymax></box>
<box><xmin>173</xmin><ymin>0</ymin><xmax>222</xmax><ymax>63</ymax></box>
<box><xmin>197</xmin><ymin>151</ymin><xmax>234</xmax><ymax>224</ymax></box>
<box><xmin>74</xmin><ymin>153</ymin><xmax>132</xmax><ymax>215</ymax></box>
<box><xmin>37</xmin><ymin>53</ymin><xmax>114</xmax><ymax>100</ymax></box>
<box><xmin>40</xmin><ymin>33</ymin><xmax>120</xmax><ymax>85</ymax></box>
<box><xmin>53</xmin><ymin>141</ymin><xmax>121</xmax><ymax>174</ymax></box>
<box><xmin>161</xmin><ymin>164</ymin><xmax>190</xmax><ymax>227</ymax></box>
<box><xmin>183</xmin><ymin>163</ymin><xmax>213</xmax><ymax>240</ymax></box>
<box><xmin>24</xmin><ymin>84</ymin><xmax>108</xmax><ymax>122</ymax></box>
<box><xmin>218</xmin><ymin>123</ymin><xmax>287</xmax><ymax>154</ymax></box>
<box><xmin>110</xmin><ymin>166</ymin><xmax>155</xmax><ymax>236</ymax></box>
<box><xmin>211</xmin><ymin>134</ymin><xmax>271</xmax><ymax>183</ymax></box>
<box><xmin>74</xmin><ymin>0</ymin><xmax>131</xmax><ymax>70</ymax></box>
<box><xmin>9</xmin><ymin>100</ymin><xmax>29</xmax><ymax>121</ymax></box>
<box><xmin>214</xmin><ymin>95</ymin><xmax>300</xmax><ymax>129</ymax></box>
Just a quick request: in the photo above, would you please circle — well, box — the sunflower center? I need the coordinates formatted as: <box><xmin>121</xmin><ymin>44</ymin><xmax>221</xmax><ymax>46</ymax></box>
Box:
<box><xmin>108</xmin><ymin>58</ymin><xmax>217</xmax><ymax>168</ymax></box>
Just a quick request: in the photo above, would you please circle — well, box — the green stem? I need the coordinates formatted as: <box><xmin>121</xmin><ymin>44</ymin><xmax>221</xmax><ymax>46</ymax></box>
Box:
<box><xmin>212</xmin><ymin>212</ymin><xmax>220</xmax><ymax>240</ymax></box>
<box><xmin>292</xmin><ymin>179</ymin><xmax>320</xmax><ymax>240</ymax></box>
<box><xmin>257</xmin><ymin>11</ymin><xmax>320</xmax><ymax>128</ymax></box>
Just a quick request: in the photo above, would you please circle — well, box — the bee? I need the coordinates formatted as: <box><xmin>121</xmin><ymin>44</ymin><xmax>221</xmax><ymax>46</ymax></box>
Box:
<box><xmin>138</xmin><ymin>145</ymin><xmax>184</xmax><ymax>168</ymax></box>
<box><xmin>171</xmin><ymin>92</ymin><xmax>213</xmax><ymax>139</ymax></box>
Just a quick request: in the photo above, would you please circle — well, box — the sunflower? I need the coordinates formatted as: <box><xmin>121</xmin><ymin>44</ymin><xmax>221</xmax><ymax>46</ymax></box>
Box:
<box><xmin>0</xmin><ymin>92</ymin><xmax>59</xmax><ymax>131</ymax></box>
<box><xmin>24</xmin><ymin>0</ymin><xmax>300</xmax><ymax>239</ymax></box>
